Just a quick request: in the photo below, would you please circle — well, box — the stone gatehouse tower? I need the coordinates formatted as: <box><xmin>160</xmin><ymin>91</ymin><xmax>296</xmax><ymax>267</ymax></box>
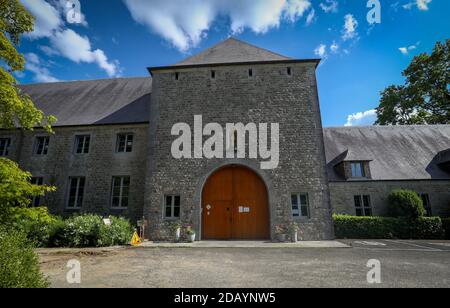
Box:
<box><xmin>1</xmin><ymin>38</ymin><xmax>335</xmax><ymax>241</ymax></box>
<box><xmin>145</xmin><ymin>38</ymin><xmax>334</xmax><ymax>240</ymax></box>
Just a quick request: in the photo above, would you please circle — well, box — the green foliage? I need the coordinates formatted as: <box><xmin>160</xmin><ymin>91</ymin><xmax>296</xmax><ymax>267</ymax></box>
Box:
<box><xmin>387</xmin><ymin>189</ymin><xmax>426</xmax><ymax>219</ymax></box>
<box><xmin>376</xmin><ymin>39</ymin><xmax>450</xmax><ymax>125</ymax></box>
<box><xmin>442</xmin><ymin>218</ymin><xmax>450</xmax><ymax>240</ymax></box>
<box><xmin>54</xmin><ymin>214</ymin><xmax>134</xmax><ymax>248</ymax></box>
<box><xmin>333</xmin><ymin>214</ymin><xmax>444</xmax><ymax>240</ymax></box>
<box><xmin>0</xmin><ymin>0</ymin><xmax>56</xmax><ymax>131</ymax></box>
<box><xmin>0</xmin><ymin>158</ymin><xmax>56</xmax><ymax>217</ymax></box>
<box><xmin>0</xmin><ymin>227</ymin><xmax>49</xmax><ymax>288</ymax></box>
<box><xmin>1</xmin><ymin>207</ymin><xmax>63</xmax><ymax>247</ymax></box>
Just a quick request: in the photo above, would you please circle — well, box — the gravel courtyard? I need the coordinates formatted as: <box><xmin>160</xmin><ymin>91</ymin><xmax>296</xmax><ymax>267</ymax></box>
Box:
<box><xmin>38</xmin><ymin>240</ymin><xmax>450</xmax><ymax>288</ymax></box>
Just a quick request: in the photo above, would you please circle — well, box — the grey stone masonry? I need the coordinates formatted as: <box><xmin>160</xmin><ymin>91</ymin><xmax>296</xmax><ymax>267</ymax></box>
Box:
<box><xmin>330</xmin><ymin>180</ymin><xmax>450</xmax><ymax>217</ymax></box>
<box><xmin>145</xmin><ymin>62</ymin><xmax>334</xmax><ymax>241</ymax></box>
<box><xmin>0</xmin><ymin>124</ymin><xmax>148</xmax><ymax>221</ymax></box>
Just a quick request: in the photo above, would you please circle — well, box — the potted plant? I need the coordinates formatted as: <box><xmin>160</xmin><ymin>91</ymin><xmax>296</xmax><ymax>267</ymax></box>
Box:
<box><xmin>275</xmin><ymin>225</ymin><xmax>287</xmax><ymax>242</ymax></box>
<box><xmin>288</xmin><ymin>222</ymin><xmax>299</xmax><ymax>243</ymax></box>
<box><xmin>170</xmin><ymin>222</ymin><xmax>182</xmax><ymax>242</ymax></box>
<box><xmin>185</xmin><ymin>225</ymin><xmax>196</xmax><ymax>243</ymax></box>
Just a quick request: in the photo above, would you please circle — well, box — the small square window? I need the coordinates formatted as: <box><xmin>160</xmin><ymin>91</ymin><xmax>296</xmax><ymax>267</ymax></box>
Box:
<box><xmin>291</xmin><ymin>194</ymin><xmax>310</xmax><ymax>218</ymax></box>
<box><xmin>351</xmin><ymin>162</ymin><xmax>365</xmax><ymax>178</ymax></box>
<box><xmin>164</xmin><ymin>195</ymin><xmax>181</xmax><ymax>219</ymax></box>
<box><xmin>75</xmin><ymin>135</ymin><xmax>90</xmax><ymax>154</ymax></box>
<box><xmin>116</xmin><ymin>134</ymin><xmax>133</xmax><ymax>153</ymax></box>
<box><xmin>0</xmin><ymin>138</ymin><xmax>11</xmax><ymax>156</ymax></box>
<box><xmin>34</xmin><ymin>136</ymin><xmax>50</xmax><ymax>156</ymax></box>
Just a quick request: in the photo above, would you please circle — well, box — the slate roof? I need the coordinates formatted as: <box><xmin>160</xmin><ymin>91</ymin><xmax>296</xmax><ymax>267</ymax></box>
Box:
<box><xmin>323</xmin><ymin>125</ymin><xmax>450</xmax><ymax>181</ymax></box>
<box><xmin>19</xmin><ymin>77</ymin><xmax>152</xmax><ymax>127</ymax></box>
<box><xmin>174</xmin><ymin>38</ymin><xmax>292</xmax><ymax>66</ymax></box>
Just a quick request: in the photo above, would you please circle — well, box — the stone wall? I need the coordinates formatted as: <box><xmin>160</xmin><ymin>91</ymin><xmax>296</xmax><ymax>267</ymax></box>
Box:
<box><xmin>145</xmin><ymin>62</ymin><xmax>334</xmax><ymax>241</ymax></box>
<box><xmin>0</xmin><ymin>124</ymin><xmax>148</xmax><ymax>221</ymax></box>
<box><xmin>330</xmin><ymin>180</ymin><xmax>450</xmax><ymax>217</ymax></box>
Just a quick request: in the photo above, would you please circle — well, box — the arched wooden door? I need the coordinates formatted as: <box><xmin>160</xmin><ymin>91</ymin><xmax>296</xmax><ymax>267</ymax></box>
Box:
<box><xmin>202</xmin><ymin>166</ymin><xmax>270</xmax><ymax>240</ymax></box>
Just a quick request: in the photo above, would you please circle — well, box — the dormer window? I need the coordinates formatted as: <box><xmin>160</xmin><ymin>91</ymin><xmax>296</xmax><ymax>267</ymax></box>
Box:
<box><xmin>351</xmin><ymin>162</ymin><xmax>366</xmax><ymax>178</ymax></box>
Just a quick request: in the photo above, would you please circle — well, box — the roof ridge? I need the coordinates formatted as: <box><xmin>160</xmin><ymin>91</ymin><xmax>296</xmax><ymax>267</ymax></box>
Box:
<box><xmin>20</xmin><ymin>76</ymin><xmax>151</xmax><ymax>87</ymax></box>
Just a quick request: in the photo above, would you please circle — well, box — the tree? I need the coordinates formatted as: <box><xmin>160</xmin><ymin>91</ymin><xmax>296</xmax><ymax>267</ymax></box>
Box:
<box><xmin>0</xmin><ymin>0</ymin><xmax>56</xmax><ymax>130</ymax></box>
<box><xmin>0</xmin><ymin>158</ymin><xmax>55</xmax><ymax>218</ymax></box>
<box><xmin>387</xmin><ymin>189</ymin><xmax>426</xmax><ymax>219</ymax></box>
<box><xmin>0</xmin><ymin>0</ymin><xmax>56</xmax><ymax>215</ymax></box>
<box><xmin>376</xmin><ymin>40</ymin><xmax>450</xmax><ymax>125</ymax></box>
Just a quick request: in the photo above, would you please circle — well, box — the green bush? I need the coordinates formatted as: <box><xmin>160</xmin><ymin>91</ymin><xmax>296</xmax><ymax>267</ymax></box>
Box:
<box><xmin>1</xmin><ymin>207</ymin><xmax>64</xmax><ymax>247</ymax></box>
<box><xmin>55</xmin><ymin>214</ymin><xmax>134</xmax><ymax>248</ymax></box>
<box><xmin>0</xmin><ymin>227</ymin><xmax>49</xmax><ymax>288</ymax></box>
<box><xmin>442</xmin><ymin>218</ymin><xmax>450</xmax><ymax>240</ymax></box>
<box><xmin>333</xmin><ymin>214</ymin><xmax>444</xmax><ymax>240</ymax></box>
<box><xmin>388</xmin><ymin>189</ymin><xmax>425</xmax><ymax>219</ymax></box>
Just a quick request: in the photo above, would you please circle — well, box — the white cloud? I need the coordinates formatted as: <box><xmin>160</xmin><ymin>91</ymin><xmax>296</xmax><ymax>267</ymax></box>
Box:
<box><xmin>21</xmin><ymin>0</ymin><xmax>62</xmax><ymax>39</ymax></box>
<box><xmin>342</xmin><ymin>14</ymin><xmax>358</xmax><ymax>41</ymax></box>
<box><xmin>305</xmin><ymin>8</ymin><xmax>316</xmax><ymax>26</ymax></box>
<box><xmin>330</xmin><ymin>41</ymin><xmax>339</xmax><ymax>53</ymax></box>
<box><xmin>314</xmin><ymin>44</ymin><xmax>327</xmax><ymax>58</ymax></box>
<box><xmin>398</xmin><ymin>42</ymin><xmax>419</xmax><ymax>55</ymax></box>
<box><xmin>320</xmin><ymin>0</ymin><xmax>338</xmax><ymax>13</ymax></box>
<box><xmin>25</xmin><ymin>53</ymin><xmax>60</xmax><ymax>83</ymax></box>
<box><xmin>403</xmin><ymin>0</ymin><xmax>432</xmax><ymax>11</ymax></box>
<box><xmin>20</xmin><ymin>0</ymin><xmax>119</xmax><ymax>78</ymax></box>
<box><xmin>345</xmin><ymin>109</ymin><xmax>377</xmax><ymax>127</ymax></box>
<box><xmin>123</xmin><ymin>0</ymin><xmax>312</xmax><ymax>52</ymax></box>
<box><xmin>50</xmin><ymin>29</ymin><xmax>120</xmax><ymax>77</ymax></box>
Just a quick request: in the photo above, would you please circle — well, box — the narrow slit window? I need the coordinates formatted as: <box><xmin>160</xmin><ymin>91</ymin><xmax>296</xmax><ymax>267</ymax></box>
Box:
<box><xmin>287</xmin><ymin>67</ymin><xmax>292</xmax><ymax>76</ymax></box>
<box><xmin>211</xmin><ymin>70</ymin><xmax>216</xmax><ymax>79</ymax></box>
<box><xmin>248</xmin><ymin>68</ymin><xmax>253</xmax><ymax>77</ymax></box>
<box><xmin>175</xmin><ymin>72</ymin><xmax>179</xmax><ymax>80</ymax></box>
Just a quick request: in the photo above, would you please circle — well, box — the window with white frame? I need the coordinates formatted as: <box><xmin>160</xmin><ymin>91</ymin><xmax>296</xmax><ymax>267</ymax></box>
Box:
<box><xmin>0</xmin><ymin>138</ymin><xmax>11</xmax><ymax>156</ymax></box>
<box><xmin>111</xmin><ymin>176</ymin><xmax>130</xmax><ymax>208</ymax></box>
<box><xmin>30</xmin><ymin>177</ymin><xmax>44</xmax><ymax>207</ymax></box>
<box><xmin>291</xmin><ymin>193</ymin><xmax>310</xmax><ymax>218</ymax></box>
<box><xmin>75</xmin><ymin>135</ymin><xmax>90</xmax><ymax>154</ymax></box>
<box><xmin>116</xmin><ymin>133</ymin><xmax>133</xmax><ymax>153</ymax></box>
<box><xmin>34</xmin><ymin>136</ymin><xmax>50</xmax><ymax>155</ymax></box>
<box><xmin>351</xmin><ymin>162</ymin><xmax>366</xmax><ymax>178</ymax></box>
<box><xmin>354</xmin><ymin>195</ymin><xmax>372</xmax><ymax>216</ymax></box>
<box><xmin>67</xmin><ymin>177</ymin><xmax>85</xmax><ymax>209</ymax></box>
<box><xmin>164</xmin><ymin>195</ymin><xmax>180</xmax><ymax>219</ymax></box>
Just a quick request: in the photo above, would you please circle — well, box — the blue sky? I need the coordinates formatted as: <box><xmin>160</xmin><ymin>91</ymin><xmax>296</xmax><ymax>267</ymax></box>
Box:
<box><xmin>16</xmin><ymin>0</ymin><xmax>450</xmax><ymax>127</ymax></box>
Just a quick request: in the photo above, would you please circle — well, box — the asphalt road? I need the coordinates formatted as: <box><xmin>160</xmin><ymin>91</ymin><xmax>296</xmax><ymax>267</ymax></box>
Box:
<box><xmin>38</xmin><ymin>240</ymin><xmax>450</xmax><ymax>288</ymax></box>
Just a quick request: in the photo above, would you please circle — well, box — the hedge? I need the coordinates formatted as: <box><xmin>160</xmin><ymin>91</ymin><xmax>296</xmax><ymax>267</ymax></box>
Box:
<box><xmin>2</xmin><ymin>208</ymin><xmax>134</xmax><ymax>248</ymax></box>
<box><xmin>442</xmin><ymin>218</ymin><xmax>450</xmax><ymax>240</ymax></box>
<box><xmin>333</xmin><ymin>214</ymin><xmax>445</xmax><ymax>240</ymax></box>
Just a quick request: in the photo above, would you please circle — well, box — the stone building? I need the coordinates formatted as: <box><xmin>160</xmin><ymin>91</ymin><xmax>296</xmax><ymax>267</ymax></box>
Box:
<box><xmin>324</xmin><ymin>125</ymin><xmax>450</xmax><ymax>218</ymax></box>
<box><xmin>1</xmin><ymin>38</ymin><xmax>449</xmax><ymax>241</ymax></box>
